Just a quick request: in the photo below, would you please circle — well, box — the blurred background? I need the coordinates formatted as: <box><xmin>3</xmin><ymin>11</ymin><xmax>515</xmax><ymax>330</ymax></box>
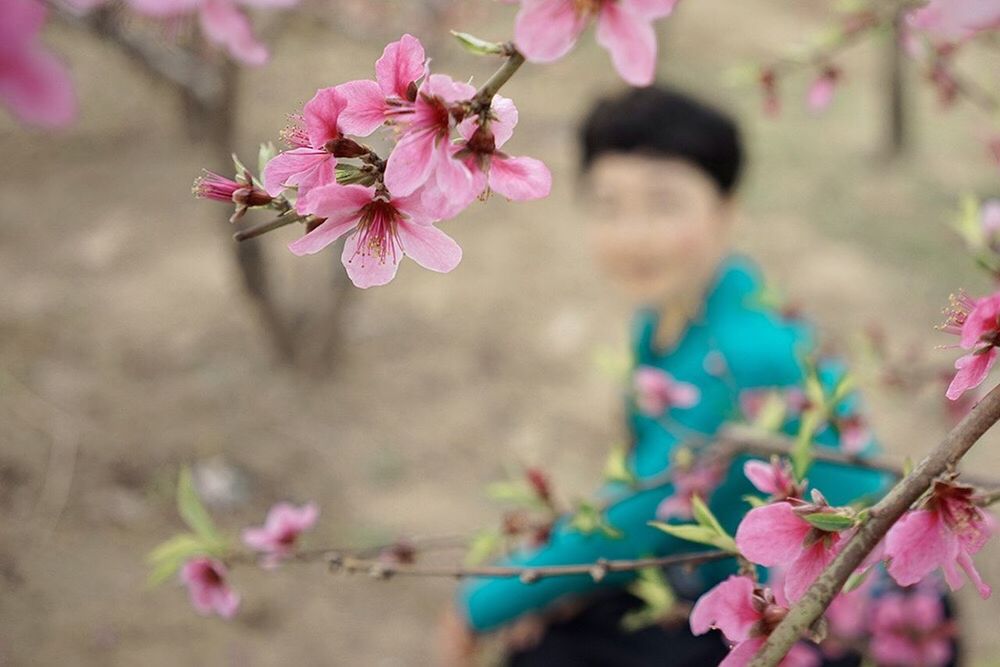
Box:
<box><xmin>3</xmin><ymin>0</ymin><xmax>1000</xmax><ymax>664</ymax></box>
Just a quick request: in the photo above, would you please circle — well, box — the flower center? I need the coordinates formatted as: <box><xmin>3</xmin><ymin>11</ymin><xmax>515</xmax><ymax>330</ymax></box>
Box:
<box><xmin>350</xmin><ymin>199</ymin><xmax>402</xmax><ymax>266</ymax></box>
<box><xmin>573</xmin><ymin>0</ymin><xmax>606</xmax><ymax>16</ymax></box>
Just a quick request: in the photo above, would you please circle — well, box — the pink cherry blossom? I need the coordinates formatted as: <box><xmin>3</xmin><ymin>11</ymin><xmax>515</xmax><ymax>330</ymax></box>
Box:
<box><xmin>689</xmin><ymin>575</ymin><xmax>819</xmax><ymax>667</ymax></box>
<box><xmin>383</xmin><ymin>74</ymin><xmax>476</xmax><ymax>198</ymax></box>
<box><xmin>656</xmin><ymin>459</ymin><xmax>726</xmax><ymax>519</ymax></box>
<box><xmin>632</xmin><ymin>365</ymin><xmax>700</xmax><ymax>417</ymax></box>
<box><xmin>806</xmin><ymin>66</ymin><xmax>840</xmax><ymax>114</ymax></box>
<box><xmin>908</xmin><ymin>0</ymin><xmax>1000</xmax><ymax>44</ymax></box>
<box><xmin>242</xmin><ymin>501</ymin><xmax>318</xmax><ymax>567</ymax></box>
<box><xmin>263</xmin><ymin>87</ymin><xmax>347</xmax><ymax>205</ymax></box>
<box><xmin>126</xmin><ymin>0</ymin><xmax>297</xmax><ymax>65</ymax></box>
<box><xmin>512</xmin><ymin>0</ymin><xmax>678</xmax><ymax>87</ymax></box>
<box><xmin>423</xmin><ymin>95</ymin><xmax>552</xmax><ymax>219</ymax></box>
<box><xmin>0</xmin><ymin>0</ymin><xmax>77</xmax><ymax>128</ymax></box>
<box><xmin>870</xmin><ymin>591</ymin><xmax>954</xmax><ymax>667</ymax></box>
<box><xmin>735</xmin><ymin>499</ymin><xmax>854</xmax><ymax>603</ymax></box>
<box><xmin>837</xmin><ymin>415</ymin><xmax>873</xmax><ymax>455</ymax></box>
<box><xmin>941</xmin><ymin>291</ymin><xmax>1000</xmax><ymax>400</ymax></box>
<box><xmin>293</xmin><ymin>182</ymin><xmax>461</xmax><ymax>288</ymax></box>
<box><xmin>885</xmin><ymin>480</ymin><xmax>993</xmax><ymax>599</ymax></box>
<box><xmin>336</xmin><ymin>34</ymin><xmax>428</xmax><ymax>137</ymax></box>
<box><xmin>743</xmin><ymin>457</ymin><xmax>800</xmax><ymax>500</ymax></box>
<box><xmin>179</xmin><ymin>557</ymin><xmax>240</xmax><ymax>618</ymax></box>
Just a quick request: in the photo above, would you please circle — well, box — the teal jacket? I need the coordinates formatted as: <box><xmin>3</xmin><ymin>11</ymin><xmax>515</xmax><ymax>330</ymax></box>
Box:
<box><xmin>457</xmin><ymin>255</ymin><xmax>891</xmax><ymax>632</ymax></box>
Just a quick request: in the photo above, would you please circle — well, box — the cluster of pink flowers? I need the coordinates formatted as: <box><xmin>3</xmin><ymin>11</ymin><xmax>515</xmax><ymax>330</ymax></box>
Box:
<box><xmin>1</xmin><ymin>0</ymin><xmax>77</xmax><ymax>128</ymax></box>
<box><xmin>259</xmin><ymin>34</ymin><xmax>552</xmax><ymax>287</ymax></box>
<box><xmin>656</xmin><ymin>456</ymin><xmax>726</xmax><ymax>520</ymax></box>
<box><xmin>632</xmin><ymin>365</ymin><xmax>700</xmax><ymax>417</ymax></box>
<box><xmin>688</xmin><ymin>457</ymin><xmax>992</xmax><ymax>665</ymax></box>
<box><xmin>179</xmin><ymin>501</ymin><xmax>317</xmax><ymax>618</ymax></box>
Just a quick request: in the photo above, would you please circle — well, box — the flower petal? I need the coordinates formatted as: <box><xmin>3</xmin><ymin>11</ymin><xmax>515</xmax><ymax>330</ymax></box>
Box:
<box><xmin>341</xmin><ymin>230</ymin><xmax>401</xmax><ymax>288</ymax></box>
<box><xmin>384</xmin><ymin>130</ymin><xmax>437</xmax><ymax>197</ymax></box>
<box><xmin>514</xmin><ymin>0</ymin><xmax>588</xmax><ymax>63</ymax></box>
<box><xmin>396</xmin><ymin>220</ymin><xmax>462</xmax><ymax>274</ymax></box>
<box><xmin>0</xmin><ymin>46</ymin><xmax>77</xmax><ymax>128</ymax></box>
<box><xmin>885</xmin><ymin>509</ymin><xmax>954</xmax><ymax>587</ymax></box>
<box><xmin>689</xmin><ymin>575</ymin><xmax>759</xmax><ymax>643</ymax></box>
<box><xmin>489</xmin><ymin>155</ymin><xmax>552</xmax><ymax>201</ymax></box>
<box><xmin>375</xmin><ymin>33</ymin><xmax>426</xmax><ymax>99</ymax></box>
<box><xmin>946</xmin><ymin>350</ymin><xmax>996</xmax><ymax>400</ymax></box>
<box><xmin>261</xmin><ymin>148</ymin><xmax>334</xmax><ymax>197</ymax></box>
<box><xmin>596</xmin><ymin>2</ymin><xmax>658</xmax><ymax>86</ymax></box>
<box><xmin>198</xmin><ymin>0</ymin><xmax>268</xmax><ymax>66</ymax></box>
<box><xmin>336</xmin><ymin>79</ymin><xmax>388</xmax><ymax>137</ymax></box>
<box><xmin>735</xmin><ymin>502</ymin><xmax>810</xmax><ymax>567</ymax></box>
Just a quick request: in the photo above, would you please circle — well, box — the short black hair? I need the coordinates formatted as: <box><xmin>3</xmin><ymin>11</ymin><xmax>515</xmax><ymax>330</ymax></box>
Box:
<box><xmin>579</xmin><ymin>86</ymin><xmax>744</xmax><ymax>195</ymax></box>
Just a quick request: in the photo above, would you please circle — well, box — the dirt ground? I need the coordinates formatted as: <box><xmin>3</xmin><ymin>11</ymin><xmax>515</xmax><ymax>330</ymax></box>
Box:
<box><xmin>3</xmin><ymin>1</ymin><xmax>1000</xmax><ymax>665</ymax></box>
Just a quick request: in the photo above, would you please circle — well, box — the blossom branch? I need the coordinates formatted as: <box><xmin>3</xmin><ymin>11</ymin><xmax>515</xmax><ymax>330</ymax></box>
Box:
<box><xmin>748</xmin><ymin>381</ymin><xmax>1000</xmax><ymax>667</ymax></box>
<box><xmin>473</xmin><ymin>46</ymin><xmax>526</xmax><ymax>109</ymax></box>
<box><xmin>326</xmin><ymin>549</ymin><xmax>732</xmax><ymax>583</ymax></box>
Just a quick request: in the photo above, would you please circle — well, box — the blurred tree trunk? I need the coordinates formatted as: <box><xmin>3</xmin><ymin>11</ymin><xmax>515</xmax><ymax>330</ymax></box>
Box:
<box><xmin>883</xmin><ymin>8</ymin><xmax>909</xmax><ymax>160</ymax></box>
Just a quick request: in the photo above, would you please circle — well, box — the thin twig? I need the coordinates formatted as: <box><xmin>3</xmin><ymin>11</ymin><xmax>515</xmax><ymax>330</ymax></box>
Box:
<box><xmin>749</xmin><ymin>382</ymin><xmax>1000</xmax><ymax>666</ymax></box>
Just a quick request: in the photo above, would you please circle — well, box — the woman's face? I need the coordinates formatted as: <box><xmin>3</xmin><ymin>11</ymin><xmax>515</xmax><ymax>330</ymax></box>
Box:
<box><xmin>586</xmin><ymin>154</ymin><xmax>734</xmax><ymax>305</ymax></box>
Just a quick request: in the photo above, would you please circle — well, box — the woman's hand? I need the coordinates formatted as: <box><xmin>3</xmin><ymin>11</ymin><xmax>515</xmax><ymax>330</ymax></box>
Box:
<box><xmin>437</xmin><ymin>604</ymin><xmax>478</xmax><ymax>667</ymax></box>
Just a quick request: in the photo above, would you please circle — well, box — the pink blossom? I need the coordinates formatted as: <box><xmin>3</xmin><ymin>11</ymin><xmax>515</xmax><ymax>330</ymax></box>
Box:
<box><xmin>870</xmin><ymin>591</ymin><xmax>954</xmax><ymax>667</ymax></box>
<box><xmin>383</xmin><ymin>74</ymin><xmax>475</xmax><ymax>198</ymax></box>
<box><xmin>263</xmin><ymin>87</ymin><xmax>347</xmax><ymax>206</ymax></box>
<box><xmin>293</xmin><ymin>182</ymin><xmax>461</xmax><ymax>288</ymax></box>
<box><xmin>242</xmin><ymin>501</ymin><xmax>318</xmax><ymax>567</ymax></box>
<box><xmin>193</xmin><ymin>169</ymin><xmax>273</xmax><ymax>222</ymax></box>
<box><xmin>837</xmin><ymin>415</ymin><xmax>873</xmax><ymax>455</ymax></box>
<box><xmin>689</xmin><ymin>575</ymin><xmax>819</xmax><ymax>667</ymax></box>
<box><xmin>0</xmin><ymin>0</ymin><xmax>77</xmax><ymax>128</ymax></box>
<box><xmin>423</xmin><ymin>95</ymin><xmax>552</xmax><ymax>219</ymax></box>
<box><xmin>941</xmin><ymin>291</ymin><xmax>1000</xmax><ymax>400</ymax></box>
<box><xmin>179</xmin><ymin>557</ymin><xmax>240</xmax><ymax>618</ymax></box>
<box><xmin>632</xmin><ymin>365</ymin><xmax>700</xmax><ymax>417</ymax></box>
<box><xmin>512</xmin><ymin>0</ymin><xmax>678</xmax><ymax>87</ymax></box>
<box><xmin>656</xmin><ymin>459</ymin><xmax>726</xmax><ymax>520</ymax></box>
<box><xmin>743</xmin><ymin>457</ymin><xmax>800</xmax><ymax>500</ymax></box>
<box><xmin>806</xmin><ymin>66</ymin><xmax>839</xmax><ymax>114</ymax></box>
<box><xmin>336</xmin><ymin>34</ymin><xmax>428</xmax><ymax>137</ymax></box>
<box><xmin>735</xmin><ymin>499</ymin><xmax>852</xmax><ymax>603</ymax></box>
<box><xmin>908</xmin><ymin>0</ymin><xmax>1000</xmax><ymax>44</ymax></box>
<box><xmin>126</xmin><ymin>0</ymin><xmax>297</xmax><ymax>65</ymax></box>
<box><xmin>885</xmin><ymin>480</ymin><xmax>993</xmax><ymax>599</ymax></box>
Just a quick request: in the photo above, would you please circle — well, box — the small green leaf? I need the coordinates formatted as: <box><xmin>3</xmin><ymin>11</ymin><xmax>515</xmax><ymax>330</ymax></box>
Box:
<box><xmin>146</xmin><ymin>533</ymin><xmax>212</xmax><ymax>587</ymax></box>
<box><xmin>485</xmin><ymin>480</ymin><xmax>543</xmax><ymax>508</ymax></box>
<box><xmin>622</xmin><ymin>567</ymin><xmax>676</xmax><ymax>631</ymax></box>
<box><xmin>802</xmin><ymin>512</ymin><xmax>857</xmax><ymax>532</ymax></box>
<box><xmin>648</xmin><ymin>522</ymin><xmax>738</xmax><ymax>553</ymax></box>
<box><xmin>570</xmin><ymin>502</ymin><xmax>623</xmax><ymax>539</ymax></box>
<box><xmin>603</xmin><ymin>444</ymin><xmax>637</xmax><ymax>486</ymax></box>
<box><xmin>464</xmin><ymin>530</ymin><xmax>503</xmax><ymax>565</ymax></box>
<box><xmin>177</xmin><ymin>468</ymin><xmax>220</xmax><ymax>543</ymax></box>
<box><xmin>842</xmin><ymin>567</ymin><xmax>873</xmax><ymax>593</ymax></box>
<box><xmin>450</xmin><ymin>31</ymin><xmax>506</xmax><ymax>56</ymax></box>
<box><xmin>791</xmin><ymin>409</ymin><xmax>823</xmax><ymax>480</ymax></box>
<box><xmin>691</xmin><ymin>495</ymin><xmax>725</xmax><ymax>536</ymax></box>
<box><xmin>752</xmin><ymin>393</ymin><xmax>788</xmax><ymax>432</ymax></box>
<box><xmin>742</xmin><ymin>494</ymin><xmax>767</xmax><ymax>508</ymax></box>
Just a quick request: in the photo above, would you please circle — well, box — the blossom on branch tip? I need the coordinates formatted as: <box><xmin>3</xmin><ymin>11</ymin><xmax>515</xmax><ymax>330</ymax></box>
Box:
<box><xmin>884</xmin><ymin>479</ymin><xmax>993</xmax><ymax>599</ymax></box>
<box><xmin>336</xmin><ymin>34</ymin><xmax>428</xmax><ymax>137</ymax></box>
<box><xmin>125</xmin><ymin>0</ymin><xmax>297</xmax><ymax>65</ymax></box>
<box><xmin>383</xmin><ymin>74</ymin><xmax>476</xmax><ymax>199</ymax></box>
<box><xmin>743</xmin><ymin>457</ymin><xmax>801</xmax><ymax>501</ymax></box>
<box><xmin>512</xmin><ymin>0</ymin><xmax>678</xmax><ymax>86</ymax></box>
<box><xmin>656</xmin><ymin>458</ymin><xmax>726</xmax><ymax>520</ymax></box>
<box><xmin>180</xmin><ymin>557</ymin><xmax>240</xmax><ymax>618</ymax></box>
<box><xmin>941</xmin><ymin>290</ymin><xmax>1000</xmax><ymax>400</ymax></box>
<box><xmin>632</xmin><ymin>365</ymin><xmax>699</xmax><ymax>417</ymax></box>
<box><xmin>242</xmin><ymin>501</ymin><xmax>319</xmax><ymax>567</ymax></box>
<box><xmin>294</xmin><ymin>182</ymin><xmax>461</xmax><ymax>288</ymax></box>
<box><xmin>0</xmin><ymin>0</ymin><xmax>77</xmax><ymax>128</ymax></box>
<box><xmin>263</xmin><ymin>87</ymin><xmax>349</xmax><ymax>207</ymax></box>
<box><xmin>193</xmin><ymin>169</ymin><xmax>273</xmax><ymax>222</ymax></box>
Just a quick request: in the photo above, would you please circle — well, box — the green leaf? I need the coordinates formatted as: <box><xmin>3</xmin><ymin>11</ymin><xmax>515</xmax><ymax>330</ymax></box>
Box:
<box><xmin>622</xmin><ymin>567</ymin><xmax>676</xmax><ymax>631</ymax></box>
<box><xmin>570</xmin><ymin>502</ymin><xmax>623</xmax><ymax>539</ymax></box>
<box><xmin>842</xmin><ymin>567</ymin><xmax>873</xmax><ymax>593</ymax></box>
<box><xmin>802</xmin><ymin>512</ymin><xmax>857</xmax><ymax>532</ymax></box>
<box><xmin>603</xmin><ymin>444</ymin><xmax>637</xmax><ymax>486</ymax></box>
<box><xmin>450</xmin><ymin>31</ymin><xmax>506</xmax><ymax>56</ymax></box>
<box><xmin>146</xmin><ymin>533</ymin><xmax>212</xmax><ymax>587</ymax></box>
<box><xmin>464</xmin><ymin>530</ymin><xmax>503</xmax><ymax>565</ymax></box>
<box><xmin>690</xmin><ymin>495</ymin><xmax>725</xmax><ymax>536</ymax></box>
<box><xmin>177</xmin><ymin>467</ymin><xmax>220</xmax><ymax>543</ymax></box>
<box><xmin>791</xmin><ymin>409</ymin><xmax>823</xmax><ymax>481</ymax></box>
<box><xmin>485</xmin><ymin>480</ymin><xmax>543</xmax><ymax>508</ymax></box>
<box><xmin>648</xmin><ymin>522</ymin><xmax>738</xmax><ymax>553</ymax></box>
<box><xmin>742</xmin><ymin>494</ymin><xmax>767</xmax><ymax>508</ymax></box>
<box><xmin>257</xmin><ymin>142</ymin><xmax>278</xmax><ymax>176</ymax></box>
<box><xmin>751</xmin><ymin>393</ymin><xmax>787</xmax><ymax>432</ymax></box>
<box><xmin>830</xmin><ymin>373</ymin><xmax>856</xmax><ymax>405</ymax></box>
